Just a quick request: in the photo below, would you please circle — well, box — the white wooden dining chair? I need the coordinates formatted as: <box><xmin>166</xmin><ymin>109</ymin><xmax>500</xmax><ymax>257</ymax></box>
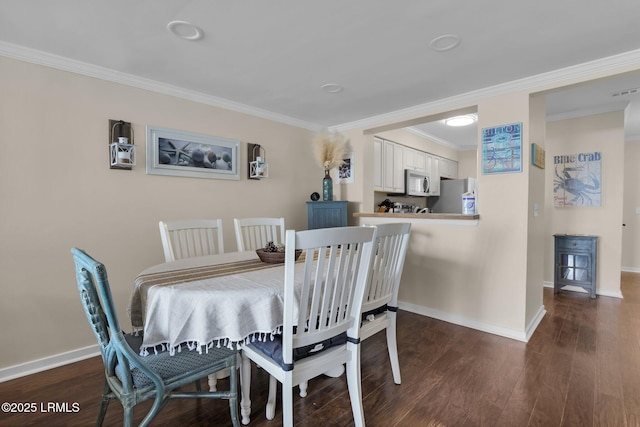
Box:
<box><xmin>240</xmin><ymin>226</ymin><xmax>376</xmax><ymax>427</ymax></box>
<box><xmin>158</xmin><ymin>218</ymin><xmax>229</xmax><ymax>392</ymax></box>
<box><xmin>360</xmin><ymin>222</ymin><xmax>411</xmax><ymax>384</ymax></box>
<box><xmin>296</xmin><ymin>222</ymin><xmax>411</xmax><ymax>400</ymax></box>
<box><xmin>233</xmin><ymin>217</ymin><xmax>285</xmax><ymax>251</ymax></box>
<box><xmin>158</xmin><ymin>219</ymin><xmax>224</xmax><ymax>262</ymax></box>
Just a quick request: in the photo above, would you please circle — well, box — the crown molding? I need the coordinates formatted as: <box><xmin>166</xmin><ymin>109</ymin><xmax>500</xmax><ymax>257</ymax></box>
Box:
<box><xmin>0</xmin><ymin>41</ymin><xmax>321</xmax><ymax>132</ymax></box>
<box><xmin>4</xmin><ymin>40</ymin><xmax>640</xmax><ymax>137</ymax></box>
<box><xmin>405</xmin><ymin>126</ymin><xmax>477</xmax><ymax>152</ymax></box>
<box><xmin>546</xmin><ymin>101</ymin><xmax>629</xmax><ymax>122</ymax></box>
<box><xmin>330</xmin><ymin>49</ymin><xmax>640</xmax><ymax>133</ymax></box>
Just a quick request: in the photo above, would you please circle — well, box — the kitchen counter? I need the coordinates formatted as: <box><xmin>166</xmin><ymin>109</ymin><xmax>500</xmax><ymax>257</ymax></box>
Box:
<box><xmin>354</xmin><ymin>212</ymin><xmax>479</xmax><ymax>221</ymax></box>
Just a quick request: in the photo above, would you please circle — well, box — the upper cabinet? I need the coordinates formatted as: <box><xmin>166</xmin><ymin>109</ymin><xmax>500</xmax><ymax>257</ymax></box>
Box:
<box><xmin>403</xmin><ymin>147</ymin><xmax>426</xmax><ymax>173</ymax></box>
<box><xmin>373</xmin><ymin>138</ymin><xmax>383</xmax><ymax>190</ymax></box>
<box><xmin>374</xmin><ymin>138</ymin><xmax>404</xmax><ymax>193</ymax></box>
<box><xmin>439</xmin><ymin>157</ymin><xmax>458</xmax><ymax>179</ymax></box>
<box><xmin>374</xmin><ymin>137</ymin><xmax>458</xmax><ymax>196</ymax></box>
<box><xmin>429</xmin><ymin>155</ymin><xmax>440</xmax><ymax>196</ymax></box>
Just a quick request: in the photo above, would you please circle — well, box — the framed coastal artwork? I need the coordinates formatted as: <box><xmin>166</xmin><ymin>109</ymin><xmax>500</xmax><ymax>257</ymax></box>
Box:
<box><xmin>146</xmin><ymin>126</ymin><xmax>240</xmax><ymax>180</ymax></box>
<box><xmin>481</xmin><ymin>122</ymin><xmax>523</xmax><ymax>174</ymax></box>
<box><xmin>553</xmin><ymin>152</ymin><xmax>601</xmax><ymax>207</ymax></box>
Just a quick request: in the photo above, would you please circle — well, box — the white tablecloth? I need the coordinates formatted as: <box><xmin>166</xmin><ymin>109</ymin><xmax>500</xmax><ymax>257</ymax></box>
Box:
<box><xmin>129</xmin><ymin>251</ymin><xmax>303</xmax><ymax>355</ymax></box>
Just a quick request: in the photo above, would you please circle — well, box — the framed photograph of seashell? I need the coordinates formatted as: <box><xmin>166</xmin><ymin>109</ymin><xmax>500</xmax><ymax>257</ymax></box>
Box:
<box><xmin>146</xmin><ymin>126</ymin><xmax>240</xmax><ymax>180</ymax></box>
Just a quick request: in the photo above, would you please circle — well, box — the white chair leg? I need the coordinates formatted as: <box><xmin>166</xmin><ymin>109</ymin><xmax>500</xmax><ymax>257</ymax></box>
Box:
<box><xmin>346</xmin><ymin>343</ymin><xmax>365</xmax><ymax>427</ymax></box>
<box><xmin>266</xmin><ymin>375</ymin><xmax>278</xmax><ymax>420</ymax></box>
<box><xmin>299</xmin><ymin>380</ymin><xmax>308</xmax><ymax>397</ymax></box>
<box><xmin>282</xmin><ymin>376</ymin><xmax>294</xmax><ymax>427</ymax></box>
<box><xmin>208</xmin><ymin>374</ymin><xmax>217</xmax><ymax>392</ymax></box>
<box><xmin>387</xmin><ymin>312</ymin><xmax>401</xmax><ymax>384</ymax></box>
<box><xmin>240</xmin><ymin>353</ymin><xmax>252</xmax><ymax>425</ymax></box>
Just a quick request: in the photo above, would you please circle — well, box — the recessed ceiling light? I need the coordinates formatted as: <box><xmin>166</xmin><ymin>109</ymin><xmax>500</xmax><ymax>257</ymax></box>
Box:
<box><xmin>321</xmin><ymin>84</ymin><xmax>344</xmax><ymax>94</ymax></box>
<box><xmin>429</xmin><ymin>34</ymin><xmax>461</xmax><ymax>52</ymax></box>
<box><xmin>444</xmin><ymin>115</ymin><xmax>476</xmax><ymax>127</ymax></box>
<box><xmin>167</xmin><ymin>21</ymin><xmax>204</xmax><ymax>41</ymax></box>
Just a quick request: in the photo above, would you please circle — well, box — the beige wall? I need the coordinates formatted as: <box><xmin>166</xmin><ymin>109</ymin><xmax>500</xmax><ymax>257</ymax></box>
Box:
<box><xmin>356</xmin><ymin>92</ymin><xmax>541</xmax><ymax>338</ymax></box>
<box><xmin>623</xmin><ymin>140</ymin><xmax>640</xmax><ymax>271</ymax></box>
<box><xmin>526</xmin><ymin>94</ymin><xmax>546</xmax><ymax>327</ymax></box>
<box><xmin>0</xmin><ymin>56</ymin><xmax>319</xmax><ymax>369</ymax></box>
<box><xmin>457</xmin><ymin>149</ymin><xmax>478</xmax><ymax>178</ymax></box>
<box><xmin>544</xmin><ymin>112</ymin><xmax>625</xmax><ymax>296</ymax></box>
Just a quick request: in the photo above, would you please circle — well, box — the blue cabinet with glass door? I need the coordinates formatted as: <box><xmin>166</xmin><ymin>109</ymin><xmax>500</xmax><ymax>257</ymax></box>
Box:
<box><xmin>553</xmin><ymin>234</ymin><xmax>597</xmax><ymax>298</ymax></box>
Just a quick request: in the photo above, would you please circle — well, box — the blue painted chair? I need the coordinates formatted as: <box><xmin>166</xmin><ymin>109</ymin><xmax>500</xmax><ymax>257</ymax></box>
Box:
<box><xmin>71</xmin><ymin>248</ymin><xmax>239</xmax><ymax>427</ymax></box>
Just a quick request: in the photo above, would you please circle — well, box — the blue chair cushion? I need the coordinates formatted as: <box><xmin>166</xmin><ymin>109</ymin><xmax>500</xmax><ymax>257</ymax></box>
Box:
<box><xmin>362</xmin><ymin>304</ymin><xmax>388</xmax><ymax>320</ymax></box>
<box><xmin>251</xmin><ymin>332</ymin><xmax>347</xmax><ymax>371</ymax></box>
<box><xmin>115</xmin><ymin>333</ymin><xmax>236</xmax><ymax>389</ymax></box>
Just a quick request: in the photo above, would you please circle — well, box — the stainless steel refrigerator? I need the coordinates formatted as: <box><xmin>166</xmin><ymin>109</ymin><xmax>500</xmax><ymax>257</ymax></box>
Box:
<box><xmin>430</xmin><ymin>178</ymin><xmax>476</xmax><ymax>213</ymax></box>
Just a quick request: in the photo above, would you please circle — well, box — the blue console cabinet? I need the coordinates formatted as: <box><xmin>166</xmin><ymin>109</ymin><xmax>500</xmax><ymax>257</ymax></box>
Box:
<box><xmin>306</xmin><ymin>201</ymin><xmax>348</xmax><ymax>230</ymax></box>
<box><xmin>553</xmin><ymin>234</ymin><xmax>597</xmax><ymax>298</ymax></box>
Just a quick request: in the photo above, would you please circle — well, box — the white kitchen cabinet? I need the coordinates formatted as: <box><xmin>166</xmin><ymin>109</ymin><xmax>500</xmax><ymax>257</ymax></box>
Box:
<box><xmin>430</xmin><ymin>155</ymin><xmax>440</xmax><ymax>196</ymax></box>
<box><xmin>373</xmin><ymin>138</ymin><xmax>383</xmax><ymax>191</ymax></box>
<box><xmin>392</xmin><ymin>142</ymin><xmax>404</xmax><ymax>192</ymax></box>
<box><xmin>403</xmin><ymin>147</ymin><xmax>426</xmax><ymax>173</ymax></box>
<box><xmin>379</xmin><ymin>139</ymin><xmax>404</xmax><ymax>193</ymax></box>
<box><xmin>374</xmin><ymin>138</ymin><xmax>457</xmax><ymax>195</ymax></box>
<box><xmin>439</xmin><ymin>158</ymin><xmax>458</xmax><ymax>179</ymax></box>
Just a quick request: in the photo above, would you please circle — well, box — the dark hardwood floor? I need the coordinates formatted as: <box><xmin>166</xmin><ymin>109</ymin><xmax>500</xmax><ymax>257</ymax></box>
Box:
<box><xmin>2</xmin><ymin>272</ymin><xmax>640</xmax><ymax>426</ymax></box>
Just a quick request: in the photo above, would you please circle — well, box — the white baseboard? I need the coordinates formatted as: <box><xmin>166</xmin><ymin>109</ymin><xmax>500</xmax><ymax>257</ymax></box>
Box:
<box><xmin>544</xmin><ymin>281</ymin><xmax>624</xmax><ymax>299</ymax></box>
<box><xmin>397</xmin><ymin>301</ymin><xmax>533</xmax><ymax>342</ymax></box>
<box><xmin>0</xmin><ymin>345</ymin><xmax>100</xmax><ymax>383</ymax></box>
<box><xmin>622</xmin><ymin>267</ymin><xmax>640</xmax><ymax>273</ymax></box>
<box><xmin>525</xmin><ymin>305</ymin><xmax>547</xmax><ymax>341</ymax></box>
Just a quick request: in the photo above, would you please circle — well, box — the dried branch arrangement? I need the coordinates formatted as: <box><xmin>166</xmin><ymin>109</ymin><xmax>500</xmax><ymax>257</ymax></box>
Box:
<box><xmin>313</xmin><ymin>132</ymin><xmax>349</xmax><ymax>170</ymax></box>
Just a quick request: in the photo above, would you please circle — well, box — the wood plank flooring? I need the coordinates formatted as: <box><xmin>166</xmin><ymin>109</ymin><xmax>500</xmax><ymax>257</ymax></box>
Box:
<box><xmin>1</xmin><ymin>272</ymin><xmax>639</xmax><ymax>426</ymax></box>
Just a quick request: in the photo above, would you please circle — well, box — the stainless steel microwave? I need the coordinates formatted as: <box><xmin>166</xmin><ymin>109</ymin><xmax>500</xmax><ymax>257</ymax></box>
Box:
<box><xmin>404</xmin><ymin>169</ymin><xmax>430</xmax><ymax>197</ymax></box>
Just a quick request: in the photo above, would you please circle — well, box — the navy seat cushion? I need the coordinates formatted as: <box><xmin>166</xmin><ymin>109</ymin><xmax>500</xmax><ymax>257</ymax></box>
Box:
<box><xmin>115</xmin><ymin>333</ymin><xmax>236</xmax><ymax>389</ymax></box>
<box><xmin>362</xmin><ymin>304</ymin><xmax>388</xmax><ymax>320</ymax></box>
<box><xmin>251</xmin><ymin>332</ymin><xmax>347</xmax><ymax>370</ymax></box>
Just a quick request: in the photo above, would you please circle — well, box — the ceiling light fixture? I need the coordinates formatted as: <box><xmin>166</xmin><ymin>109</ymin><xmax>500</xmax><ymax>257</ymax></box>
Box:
<box><xmin>321</xmin><ymin>83</ymin><xmax>344</xmax><ymax>94</ymax></box>
<box><xmin>444</xmin><ymin>115</ymin><xmax>476</xmax><ymax>127</ymax></box>
<box><xmin>429</xmin><ymin>34</ymin><xmax>461</xmax><ymax>52</ymax></box>
<box><xmin>167</xmin><ymin>20</ymin><xmax>204</xmax><ymax>41</ymax></box>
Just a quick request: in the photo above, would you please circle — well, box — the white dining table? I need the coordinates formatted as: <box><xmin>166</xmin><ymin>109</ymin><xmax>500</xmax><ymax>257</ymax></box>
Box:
<box><xmin>128</xmin><ymin>250</ymin><xmax>305</xmax><ymax>355</ymax></box>
<box><xmin>128</xmin><ymin>250</ymin><xmax>312</xmax><ymax>425</ymax></box>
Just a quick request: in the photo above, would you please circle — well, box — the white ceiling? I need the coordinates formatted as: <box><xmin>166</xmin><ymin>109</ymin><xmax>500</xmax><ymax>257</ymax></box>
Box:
<box><xmin>2</xmin><ymin>1</ymin><xmax>640</xmax><ymax>149</ymax></box>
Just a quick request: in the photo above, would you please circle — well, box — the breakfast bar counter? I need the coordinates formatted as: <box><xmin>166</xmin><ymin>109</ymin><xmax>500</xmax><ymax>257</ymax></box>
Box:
<box><xmin>353</xmin><ymin>212</ymin><xmax>479</xmax><ymax>221</ymax></box>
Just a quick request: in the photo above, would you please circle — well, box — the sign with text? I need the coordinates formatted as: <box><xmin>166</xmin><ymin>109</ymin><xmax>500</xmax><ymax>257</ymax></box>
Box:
<box><xmin>553</xmin><ymin>152</ymin><xmax>601</xmax><ymax>207</ymax></box>
<box><xmin>481</xmin><ymin>123</ymin><xmax>522</xmax><ymax>174</ymax></box>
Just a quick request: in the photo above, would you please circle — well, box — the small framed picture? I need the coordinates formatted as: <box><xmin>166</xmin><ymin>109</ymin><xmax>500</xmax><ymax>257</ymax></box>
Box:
<box><xmin>337</xmin><ymin>152</ymin><xmax>354</xmax><ymax>184</ymax></box>
<box><xmin>146</xmin><ymin>126</ymin><xmax>240</xmax><ymax>180</ymax></box>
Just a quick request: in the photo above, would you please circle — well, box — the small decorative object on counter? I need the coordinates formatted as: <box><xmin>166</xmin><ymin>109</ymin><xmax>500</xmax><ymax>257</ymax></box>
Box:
<box><xmin>313</xmin><ymin>132</ymin><xmax>349</xmax><ymax>201</ymax></box>
<box><xmin>462</xmin><ymin>192</ymin><xmax>476</xmax><ymax>215</ymax></box>
<box><xmin>377</xmin><ymin>198</ymin><xmax>394</xmax><ymax>212</ymax></box>
<box><xmin>310</xmin><ymin>191</ymin><xmax>320</xmax><ymax>201</ymax></box>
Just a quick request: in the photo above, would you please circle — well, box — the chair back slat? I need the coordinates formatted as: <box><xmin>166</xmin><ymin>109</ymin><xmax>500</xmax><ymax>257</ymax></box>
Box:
<box><xmin>233</xmin><ymin>217</ymin><xmax>285</xmax><ymax>251</ymax></box>
<box><xmin>283</xmin><ymin>227</ymin><xmax>376</xmax><ymax>361</ymax></box>
<box><xmin>159</xmin><ymin>219</ymin><xmax>224</xmax><ymax>262</ymax></box>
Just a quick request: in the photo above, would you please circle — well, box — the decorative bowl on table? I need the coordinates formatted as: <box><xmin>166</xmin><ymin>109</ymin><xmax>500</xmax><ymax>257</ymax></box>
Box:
<box><xmin>256</xmin><ymin>242</ymin><xmax>302</xmax><ymax>264</ymax></box>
